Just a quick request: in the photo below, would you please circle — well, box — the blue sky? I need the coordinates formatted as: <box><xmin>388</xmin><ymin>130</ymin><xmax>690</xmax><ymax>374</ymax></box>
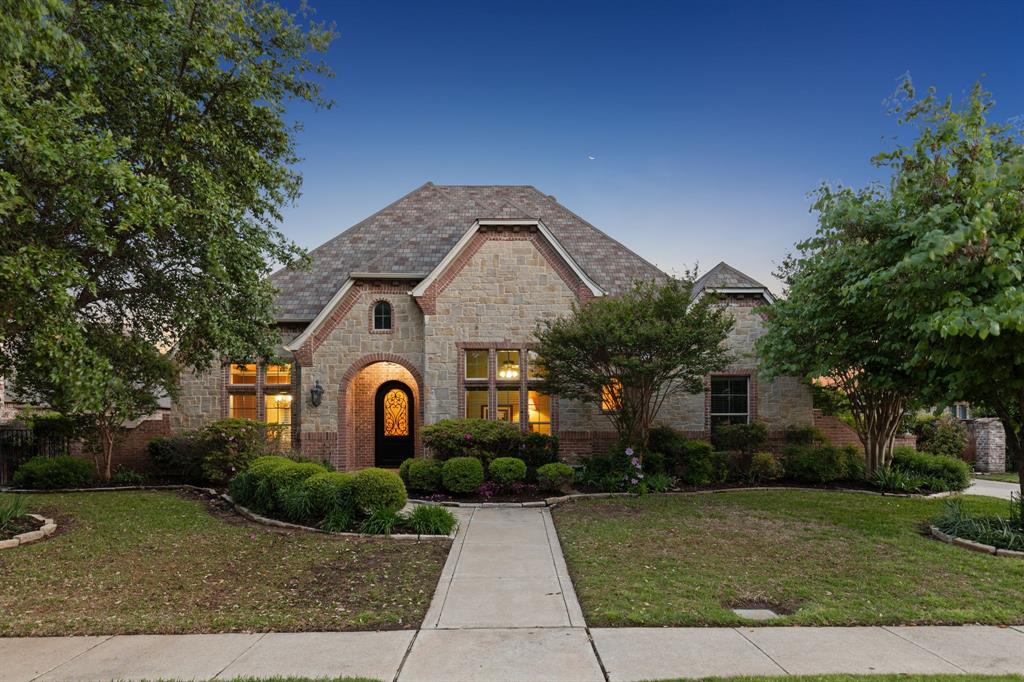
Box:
<box><xmin>279</xmin><ymin>0</ymin><xmax>1024</xmax><ymax>290</ymax></box>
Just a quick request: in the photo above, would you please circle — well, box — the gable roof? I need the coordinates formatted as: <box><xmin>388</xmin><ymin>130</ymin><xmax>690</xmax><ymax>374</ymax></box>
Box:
<box><xmin>692</xmin><ymin>261</ymin><xmax>776</xmax><ymax>303</ymax></box>
<box><xmin>269</xmin><ymin>183</ymin><xmax>665</xmax><ymax>321</ymax></box>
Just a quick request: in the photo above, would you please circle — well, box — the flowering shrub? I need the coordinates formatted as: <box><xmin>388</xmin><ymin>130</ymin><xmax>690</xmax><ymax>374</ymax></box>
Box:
<box><xmin>623</xmin><ymin>448</ymin><xmax>647</xmax><ymax>493</ymax></box>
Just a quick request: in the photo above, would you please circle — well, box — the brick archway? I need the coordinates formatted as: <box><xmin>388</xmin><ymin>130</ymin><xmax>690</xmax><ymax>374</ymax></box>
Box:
<box><xmin>337</xmin><ymin>353</ymin><xmax>424</xmax><ymax>470</ymax></box>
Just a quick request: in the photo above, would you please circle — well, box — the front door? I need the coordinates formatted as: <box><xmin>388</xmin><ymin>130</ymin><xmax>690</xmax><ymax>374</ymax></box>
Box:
<box><xmin>375</xmin><ymin>381</ymin><xmax>414</xmax><ymax>467</ymax></box>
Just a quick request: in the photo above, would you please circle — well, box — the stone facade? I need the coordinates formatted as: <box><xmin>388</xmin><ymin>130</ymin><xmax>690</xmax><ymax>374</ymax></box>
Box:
<box><xmin>170</xmin><ymin>221</ymin><xmax>816</xmax><ymax>470</ymax></box>
<box><xmin>969</xmin><ymin>418</ymin><xmax>1006</xmax><ymax>473</ymax></box>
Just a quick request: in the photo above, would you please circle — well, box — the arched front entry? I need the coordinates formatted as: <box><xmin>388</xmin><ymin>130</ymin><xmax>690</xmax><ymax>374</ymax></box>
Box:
<box><xmin>374</xmin><ymin>380</ymin><xmax>414</xmax><ymax>467</ymax></box>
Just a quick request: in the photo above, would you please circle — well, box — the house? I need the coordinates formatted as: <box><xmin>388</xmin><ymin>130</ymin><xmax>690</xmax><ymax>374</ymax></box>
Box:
<box><xmin>171</xmin><ymin>183</ymin><xmax>813</xmax><ymax>470</ymax></box>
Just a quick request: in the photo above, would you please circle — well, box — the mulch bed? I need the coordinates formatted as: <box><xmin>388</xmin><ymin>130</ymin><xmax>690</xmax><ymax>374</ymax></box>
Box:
<box><xmin>0</xmin><ymin>515</ymin><xmax>42</xmax><ymax>540</ymax></box>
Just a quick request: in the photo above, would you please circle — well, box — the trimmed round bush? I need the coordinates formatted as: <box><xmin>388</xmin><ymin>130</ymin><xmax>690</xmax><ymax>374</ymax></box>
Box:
<box><xmin>489</xmin><ymin>457</ymin><xmax>527</xmax><ymax>486</ymax></box>
<box><xmin>891</xmin><ymin>446</ymin><xmax>970</xmax><ymax>491</ymax></box>
<box><xmin>442</xmin><ymin>456</ymin><xmax>485</xmax><ymax>494</ymax></box>
<box><xmin>352</xmin><ymin>467</ymin><xmax>408</xmax><ymax>512</ymax></box>
<box><xmin>407</xmin><ymin>459</ymin><xmax>442</xmax><ymax>493</ymax></box>
<box><xmin>303</xmin><ymin>471</ymin><xmax>356</xmax><ymax>519</ymax></box>
<box><xmin>13</xmin><ymin>455</ymin><xmax>94</xmax><ymax>489</ymax></box>
<box><xmin>536</xmin><ymin>462</ymin><xmax>573</xmax><ymax>492</ymax></box>
<box><xmin>399</xmin><ymin>458</ymin><xmax>415</xmax><ymax>485</ymax></box>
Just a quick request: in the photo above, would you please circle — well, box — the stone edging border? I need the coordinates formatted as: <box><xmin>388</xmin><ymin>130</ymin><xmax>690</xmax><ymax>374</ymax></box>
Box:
<box><xmin>0</xmin><ymin>513</ymin><xmax>57</xmax><ymax>549</ymax></box>
<box><xmin>928</xmin><ymin>525</ymin><xmax>1024</xmax><ymax>559</ymax></box>
<box><xmin>223</xmin><ymin>494</ymin><xmax>455</xmax><ymax>541</ymax></box>
<box><xmin>0</xmin><ymin>484</ymin><xmax>218</xmax><ymax>495</ymax></box>
<box><xmin>412</xmin><ymin>485</ymin><xmax>957</xmax><ymax>509</ymax></box>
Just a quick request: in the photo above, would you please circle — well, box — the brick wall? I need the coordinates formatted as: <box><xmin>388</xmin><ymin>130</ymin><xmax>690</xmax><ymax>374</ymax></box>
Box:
<box><xmin>110</xmin><ymin>411</ymin><xmax>171</xmax><ymax>472</ymax></box>
<box><xmin>811</xmin><ymin>410</ymin><xmax>916</xmax><ymax>451</ymax></box>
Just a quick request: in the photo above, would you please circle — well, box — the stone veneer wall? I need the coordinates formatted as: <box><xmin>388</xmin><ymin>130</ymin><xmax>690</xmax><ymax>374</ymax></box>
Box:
<box><xmin>969</xmin><ymin>418</ymin><xmax>1006</xmax><ymax>473</ymax></box>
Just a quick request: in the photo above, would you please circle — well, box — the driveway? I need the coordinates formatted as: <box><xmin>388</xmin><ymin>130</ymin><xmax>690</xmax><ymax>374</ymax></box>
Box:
<box><xmin>968</xmin><ymin>477</ymin><xmax>1020</xmax><ymax>500</ymax></box>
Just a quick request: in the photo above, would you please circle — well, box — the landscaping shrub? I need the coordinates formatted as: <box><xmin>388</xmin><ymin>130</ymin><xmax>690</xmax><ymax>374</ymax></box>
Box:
<box><xmin>276</xmin><ymin>482</ymin><xmax>315</xmax><ymax>523</ymax></box>
<box><xmin>518</xmin><ymin>431</ymin><xmax>559</xmax><ymax>470</ymax></box>
<box><xmin>146</xmin><ymin>435</ymin><xmax>203</xmax><ymax>481</ymax></box>
<box><xmin>645</xmin><ymin>472</ymin><xmax>675</xmax><ymax>493</ymax></box>
<box><xmin>913</xmin><ymin>414</ymin><xmax>969</xmax><ymax>460</ymax></box>
<box><xmin>360</xmin><ymin>506</ymin><xmax>402</xmax><ymax>535</ymax></box>
<box><xmin>351</xmin><ymin>468</ymin><xmax>408</xmax><ymax>512</ymax></box>
<box><xmin>784</xmin><ymin>425</ymin><xmax>827</xmax><ymax>446</ymax></box>
<box><xmin>782</xmin><ymin>444</ymin><xmax>852</xmax><ymax>484</ymax></box>
<box><xmin>228</xmin><ymin>471</ymin><xmax>255</xmax><ymax>506</ymax></box>
<box><xmin>642</xmin><ymin>451</ymin><xmax>667</xmax><ymax>475</ymax></box>
<box><xmin>575</xmin><ymin>450</ymin><xmax>630</xmax><ymax>492</ymax></box>
<box><xmin>423</xmin><ymin>419</ymin><xmax>522</xmax><ymax>461</ymax></box>
<box><xmin>890</xmin><ymin>446</ymin><xmax>970</xmax><ymax>492</ymax></box>
<box><xmin>399</xmin><ymin>458</ymin><xmax>415</xmax><ymax>485</ymax></box>
<box><xmin>244</xmin><ymin>456</ymin><xmax>323</xmax><ymax>514</ymax></box>
<box><xmin>748</xmin><ymin>451</ymin><xmax>783</xmax><ymax>485</ymax></box>
<box><xmin>442</xmin><ymin>456</ymin><xmax>485</xmax><ymax>494</ymax></box>
<box><xmin>111</xmin><ymin>466</ymin><xmax>145</xmax><ymax>486</ymax></box>
<box><xmin>320</xmin><ymin>507</ymin><xmax>353</xmax><ymax>533</ymax></box>
<box><xmin>13</xmin><ymin>456</ymin><xmax>94</xmax><ymax>489</ymax></box>
<box><xmin>489</xmin><ymin>457</ymin><xmax>527</xmax><ymax>487</ymax></box>
<box><xmin>677</xmin><ymin>440</ymin><xmax>727</xmax><ymax>486</ymax></box>
<box><xmin>0</xmin><ymin>496</ymin><xmax>27</xmax><ymax>533</ymax></box>
<box><xmin>198</xmin><ymin>418</ymin><xmax>271</xmax><ymax>485</ymax></box>
<box><xmin>536</xmin><ymin>462</ymin><xmax>573</xmax><ymax>492</ymax></box>
<box><xmin>303</xmin><ymin>471</ymin><xmax>356</xmax><ymax>519</ymax></box>
<box><xmin>406</xmin><ymin>459</ymin><xmax>443</xmax><ymax>493</ymax></box>
<box><xmin>712</xmin><ymin>421</ymin><xmax>768</xmax><ymax>454</ymax></box>
<box><xmin>406</xmin><ymin>504</ymin><xmax>458</xmax><ymax>535</ymax></box>
<box><xmin>933</xmin><ymin>497</ymin><xmax>1024</xmax><ymax>551</ymax></box>
<box><xmin>649</xmin><ymin>425</ymin><xmax>688</xmax><ymax>473</ymax></box>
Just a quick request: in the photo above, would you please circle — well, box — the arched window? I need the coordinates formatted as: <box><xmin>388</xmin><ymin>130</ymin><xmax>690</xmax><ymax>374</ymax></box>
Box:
<box><xmin>373</xmin><ymin>301</ymin><xmax>392</xmax><ymax>330</ymax></box>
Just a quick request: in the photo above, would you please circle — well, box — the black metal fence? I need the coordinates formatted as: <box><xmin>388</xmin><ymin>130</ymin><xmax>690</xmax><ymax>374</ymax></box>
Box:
<box><xmin>0</xmin><ymin>426</ymin><xmax>70</xmax><ymax>485</ymax></box>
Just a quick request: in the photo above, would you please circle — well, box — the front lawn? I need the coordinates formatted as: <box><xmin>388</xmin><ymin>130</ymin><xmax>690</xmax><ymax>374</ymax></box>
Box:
<box><xmin>553</xmin><ymin>490</ymin><xmax>1024</xmax><ymax>627</ymax></box>
<box><xmin>0</xmin><ymin>491</ymin><xmax>450</xmax><ymax>636</ymax></box>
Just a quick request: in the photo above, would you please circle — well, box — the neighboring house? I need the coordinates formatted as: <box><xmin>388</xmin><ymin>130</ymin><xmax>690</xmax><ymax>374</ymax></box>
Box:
<box><xmin>171</xmin><ymin>183</ymin><xmax>813</xmax><ymax>470</ymax></box>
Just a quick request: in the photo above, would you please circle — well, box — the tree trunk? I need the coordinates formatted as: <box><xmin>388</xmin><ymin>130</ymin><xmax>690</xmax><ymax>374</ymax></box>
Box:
<box><xmin>849</xmin><ymin>388</ymin><xmax>905</xmax><ymax>478</ymax></box>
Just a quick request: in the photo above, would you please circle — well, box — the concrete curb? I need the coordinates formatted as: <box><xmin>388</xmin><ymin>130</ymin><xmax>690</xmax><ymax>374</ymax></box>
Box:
<box><xmin>224</xmin><ymin>495</ymin><xmax>456</xmax><ymax>541</ymax></box>
<box><xmin>928</xmin><ymin>524</ymin><xmax>1024</xmax><ymax>559</ymax></box>
<box><xmin>0</xmin><ymin>513</ymin><xmax>57</xmax><ymax>549</ymax></box>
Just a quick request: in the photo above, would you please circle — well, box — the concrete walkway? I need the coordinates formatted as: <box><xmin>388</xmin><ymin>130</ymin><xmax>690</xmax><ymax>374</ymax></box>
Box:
<box><xmin>969</xmin><ymin>477</ymin><xmax>1020</xmax><ymax>500</ymax></box>
<box><xmin>5</xmin><ymin>506</ymin><xmax>1024</xmax><ymax>681</ymax></box>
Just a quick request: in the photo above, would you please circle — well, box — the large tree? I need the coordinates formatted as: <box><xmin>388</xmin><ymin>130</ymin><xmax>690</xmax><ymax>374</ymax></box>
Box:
<box><xmin>0</xmin><ymin>1</ymin><xmax>333</xmax><ymax>428</ymax></box>
<box><xmin>534</xmin><ymin>277</ymin><xmax>734</xmax><ymax>452</ymax></box>
<box><xmin>757</xmin><ymin>191</ymin><xmax>921</xmax><ymax>476</ymax></box>
<box><xmin>860</xmin><ymin>80</ymin><xmax>1024</xmax><ymax>501</ymax></box>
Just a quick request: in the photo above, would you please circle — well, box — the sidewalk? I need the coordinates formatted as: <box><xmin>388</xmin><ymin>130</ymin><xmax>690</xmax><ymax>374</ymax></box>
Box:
<box><xmin>968</xmin><ymin>477</ymin><xmax>1020</xmax><ymax>500</ymax></box>
<box><xmin>5</xmin><ymin>506</ymin><xmax>1024</xmax><ymax>681</ymax></box>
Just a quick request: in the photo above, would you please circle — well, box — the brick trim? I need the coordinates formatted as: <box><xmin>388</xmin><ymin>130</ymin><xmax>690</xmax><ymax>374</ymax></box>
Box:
<box><xmin>414</xmin><ymin>226</ymin><xmax>595</xmax><ymax>314</ymax></box>
<box><xmin>337</xmin><ymin>353</ymin><xmax>425</xmax><ymax>469</ymax></box>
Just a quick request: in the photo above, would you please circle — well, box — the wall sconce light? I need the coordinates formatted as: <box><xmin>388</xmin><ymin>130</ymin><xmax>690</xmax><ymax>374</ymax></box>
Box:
<box><xmin>310</xmin><ymin>379</ymin><xmax>324</xmax><ymax>407</ymax></box>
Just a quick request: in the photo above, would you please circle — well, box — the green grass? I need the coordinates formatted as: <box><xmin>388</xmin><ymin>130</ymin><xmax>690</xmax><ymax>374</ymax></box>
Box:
<box><xmin>0</xmin><ymin>491</ymin><xmax>450</xmax><ymax>636</ymax></box>
<box><xmin>552</xmin><ymin>490</ymin><xmax>1024</xmax><ymax>627</ymax></box>
<box><xmin>975</xmin><ymin>472</ymin><xmax>1021</xmax><ymax>484</ymax></box>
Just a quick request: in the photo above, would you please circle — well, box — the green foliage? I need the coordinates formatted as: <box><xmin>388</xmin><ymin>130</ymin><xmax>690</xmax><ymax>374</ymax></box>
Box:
<box><xmin>243</xmin><ymin>456</ymin><xmax>320</xmax><ymax>514</ymax></box>
<box><xmin>13</xmin><ymin>455</ymin><xmax>93</xmax><ymax>489</ymax></box>
<box><xmin>359</xmin><ymin>506</ymin><xmax>402</xmax><ymax>536</ymax></box>
<box><xmin>782</xmin><ymin>445</ymin><xmax>860</xmax><ymax>484</ymax></box>
<box><xmin>351</xmin><ymin>468</ymin><xmax>407</xmax><ymax>513</ymax></box>
<box><xmin>913</xmin><ymin>414</ymin><xmax>968</xmax><ymax>459</ymax></box>
<box><xmin>0</xmin><ymin>496</ymin><xmax>27</xmax><ymax>533</ymax></box>
<box><xmin>644</xmin><ymin>472</ymin><xmax>675</xmax><ymax>493</ymax></box>
<box><xmin>648</xmin><ymin>425</ymin><xmax>688</xmax><ymax>473</ymax></box>
<box><xmin>748</xmin><ymin>451</ymin><xmax>783</xmax><ymax>485</ymax></box>
<box><xmin>110</xmin><ymin>466</ymin><xmax>144</xmax><ymax>487</ymax></box>
<box><xmin>488</xmin><ymin>457</ymin><xmax>527</xmax><ymax>487</ymax></box>
<box><xmin>319</xmin><ymin>507</ymin><xmax>354</xmax><ymax>534</ymax></box>
<box><xmin>677</xmin><ymin>440</ymin><xmax>727</xmax><ymax>487</ymax></box>
<box><xmin>441</xmin><ymin>457</ymin><xmax>485</xmax><ymax>494</ymax></box>
<box><xmin>398</xmin><ymin>458</ymin><xmax>414</xmax><ymax>485</ymax></box>
<box><xmin>809</xmin><ymin>382</ymin><xmax>854</xmax><ymax>422</ymax></box>
<box><xmin>406</xmin><ymin>459</ymin><xmax>442</xmax><ymax>493</ymax></box>
<box><xmin>536</xmin><ymin>462</ymin><xmax>574</xmax><ymax>492</ymax></box>
<box><xmin>784</xmin><ymin>425</ymin><xmax>827</xmax><ymax>446</ymax></box>
<box><xmin>712</xmin><ymin>421</ymin><xmax>768</xmax><ymax>454</ymax></box>
<box><xmin>227</xmin><ymin>471</ymin><xmax>255</xmax><ymax>507</ymax></box>
<box><xmin>0</xmin><ymin>0</ymin><xmax>334</xmax><ymax>451</ymax></box>
<box><xmin>405</xmin><ymin>505</ymin><xmax>458</xmax><ymax>536</ymax></box>
<box><xmin>198</xmin><ymin>418</ymin><xmax>271</xmax><ymax>485</ymax></box>
<box><xmin>146</xmin><ymin>436</ymin><xmax>203</xmax><ymax>482</ymax></box>
<box><xmin>276</xmin><ymin>482</ymin><xmax>316</xmax><ymax>524</ymax></box>
<box><xmin>303</xmin><ymin>471</ymin><xmax>355</xmax><ymax>520</ymax></box>
<box><xmin>534</xmin><ymin>277</ymin><xmax>734</xmax><ymax>448</ymax></box>
<box><xmin>934</xmin><ymin>497</ymin><xmax>1024</xmax><ymax>551</ymax></box>
<box><xmin>891</xmin><ymin>447</ymin><xmax>971</xmax><ymax>492</ymax></box>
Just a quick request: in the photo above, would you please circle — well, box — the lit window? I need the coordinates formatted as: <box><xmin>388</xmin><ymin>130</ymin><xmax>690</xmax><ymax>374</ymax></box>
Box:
<box><xmin>527</xmin><ymin>351</ymin><xmax>545</xmax><ymax>380</ymax></box>
<box><xmin>466</xmin><ymin>387</ymin><xmax>488</xmax><ymax>419</ymax></box>
<box><xmin>265</xmin><ymin>364</ymin><xmax>291</xmax><ymax>385</ymax></box>
<box><xmin>373</xmin><ymin>301</ymin><xmax>392</xmax><ymax>330</ymax></box>
<box><xmin>230</xmin><ymin>363</ymin><xmax>257</xmax><ymax>385</ymax></box>
<box><xmin>265</xmin><ymin>394</ymin><xmax>292</xmax><ymax>441</ymax></box>
<box><xmin>496</xmin><ymin>389</ymin><xmax>521</xmax><ymax>424</ymax></box>
<box><xmin>497</xmin><ymin>350</ymin><xmax>520</xmax><ymax>381</ymax></box>
<box><xmin>230</xmin><ymin>394</ymin><xmax>257</xmax><ymax>420</ymax></box>
<box><xmin>600</xmin><ymin>379</ymin><xmax>622</xmax><ymax>413</ymax></box>
<box><xmin>528</xmin><ymin>391</ymin><xmax>551</xmax><ymax>435</ymax></box>
<box><xmin>465</xmin><ymin>350</ymin><xmax>488</xmax><ymax>380</ymax></box>
<box><xmin>710</xmin><ymin>376</ymin><xmax>749</xmax><ymax>428</ymax></box>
